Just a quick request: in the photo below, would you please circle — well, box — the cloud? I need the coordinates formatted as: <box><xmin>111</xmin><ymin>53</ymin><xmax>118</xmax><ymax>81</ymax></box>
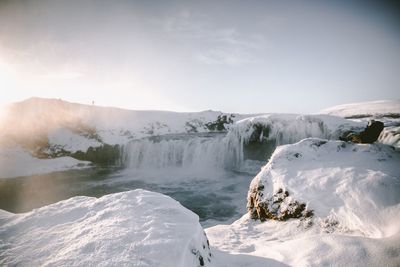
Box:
<box><xmin>195</xmin><ymin>48</ymin><xmax>253</xmax><ymax>66</ymax></box>
<box><xmin>161</xmin><ymin>10</ymin><xmax>265</xmax><ymax>66</ymax></box>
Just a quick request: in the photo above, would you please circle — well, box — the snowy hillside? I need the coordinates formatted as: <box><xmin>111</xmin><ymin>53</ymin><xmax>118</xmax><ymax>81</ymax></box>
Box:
<box><xmin>0</xmin><ymin>97</ymin><xmax>366</xmax><ymax>178</ymax></box>
<box><xmin>0</xmin><ymin>190</ymin><xmax>212</xmax><ymax>267</ymax></box>
<box><xmin>321</xmin><ymin>100</ymin><xmax>400</xmax><ymax>148</ymax></box>
<box><xmin>207</xmin><ymin>139</ymin><xmax>400</xmax><ymax>266</ymax></box>
<box><xmin>320</xmin><ymin>100</ymin><xmax>400</xmax><ymax>119</ymax></box>
<box><xmin>0</xmin><ymin>97</ymin><xmax>244</xmax><ymax>147</ymax></box>
<box><xmin>0</xmin><ymin>98</ymin><xmax>246</xmax><ymax>177</ymax></box>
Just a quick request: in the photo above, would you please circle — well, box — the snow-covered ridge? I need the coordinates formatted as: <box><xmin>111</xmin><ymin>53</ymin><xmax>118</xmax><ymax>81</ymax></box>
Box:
<box><xmin>0</xmin><ymin>97</ymin><xmax>244</xmax><ymax>147</ymax></box>
<box><xmin>321</xmin><ymin>100</ymin><xmax>400</xmax><ymax>148</ymax></box>
<box><xmin>320</xmin><ymin>100</ymin><xmax>400</xmax><ymax>119</ymax></box>
<box><xmin>0</xmin><ymin>189</ymin><xmax>212</xmax><ymax>267</ymax></box>
<box><xmin>0</xmin><ymin>97</ymin><xmax>246</xmax><ymax>177</ymax></box>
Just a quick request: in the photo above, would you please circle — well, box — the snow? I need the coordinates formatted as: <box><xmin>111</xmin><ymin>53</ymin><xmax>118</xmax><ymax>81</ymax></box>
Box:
<box><xmin>122</xmin><ymin>114</ymin><xmax>364</xmax><ymax>175</ymax></box>
<box><xmin>0</xmin><ymin>189</ymin><xmax>212</xmax><ymax>267</ymax></box>
<box><xmin>320</xmin><ymin>100</ymin><xmax>400</xmax><ymax>118</ymax></box>
<box><xmin>320</xmin><ymin>100</ymin><xmax>400</xmax><ymax>148</ymax></box>
<box><xmin>1</xmin><ymin>98</ymin><xmax>400</xmax><ymax>266</ymax></box>
<box><xmin>0</xmin><ymin>146</ymin><xmax>91</xmax><ymax>178</ymax></box>
<box><xmin>229</xmin><ymin>114</ymin><xmax>363</xmax><ymax>144</ymax></box>
<box><xmin>2</xmin><ymin>139</ymin><xmax>399</xmax><ymax>266</ymax></box>
<box><xmin>48</xmin><ymin>128</ymin><xmax>102</xmax><ymax>153</ymax></box>
<box><xmin>0</xmin><ymin>97</ymin><xmax>249</xmax><ymax>148</ymax></box>
<box><xmin>206</xmin><ymin>139</ymin><xmax>400</xmax><ymax>266</ymax></box>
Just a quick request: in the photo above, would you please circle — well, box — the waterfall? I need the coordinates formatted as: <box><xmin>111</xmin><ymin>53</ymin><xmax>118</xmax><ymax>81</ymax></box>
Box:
<box><xmin>121</xmin><ymin>114</ymin><xmax>359</xmax><ymax>173</ymax></box>
<box><xmin>123</xmin><ymin>133</ymin><xmax>245</xmax><ymax>172</ymax></box>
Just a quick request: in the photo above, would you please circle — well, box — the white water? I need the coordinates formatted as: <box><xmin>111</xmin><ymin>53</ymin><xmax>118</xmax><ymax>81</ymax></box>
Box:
<box><xmin>122</xmin><ymin>114</ymin><xmax>356</xmax><ymax>174</ymax></box>
<box><xmin>123</xmin><ymin>133</ymin><xmax>244</xmax><ymax>172</ymax></box>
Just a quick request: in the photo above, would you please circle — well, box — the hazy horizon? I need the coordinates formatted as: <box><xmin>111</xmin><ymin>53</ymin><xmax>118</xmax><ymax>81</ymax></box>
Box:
<box><xmin>1</xmin><ymin>0</ymin><xmax>399</xmax><ymax>113</ymax></box>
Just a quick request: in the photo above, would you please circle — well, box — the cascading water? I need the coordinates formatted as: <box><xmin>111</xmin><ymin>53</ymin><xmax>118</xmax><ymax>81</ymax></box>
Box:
<box><xmin>123</xmin><ymin>133</ymin><xmax>245</xmax><ymax>172</ymax></box>
<box><xmin>121</xmin><ymin>114</ymin><xmax>350</xmax><ymax>174</ymax></box>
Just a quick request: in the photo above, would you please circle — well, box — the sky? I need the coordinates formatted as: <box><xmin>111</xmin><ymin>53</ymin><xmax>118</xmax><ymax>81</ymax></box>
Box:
<box><xmin>0</xmin><ymin>0</ymin><xmax>399</xmax><ymax>113</ymax></box>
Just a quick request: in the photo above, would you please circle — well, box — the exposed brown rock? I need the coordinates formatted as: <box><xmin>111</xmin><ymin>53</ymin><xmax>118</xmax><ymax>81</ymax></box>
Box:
<box><xmin>248</xmin><ymin>185</ymin><xmax>313</xmax><ymax>222</ymax></box>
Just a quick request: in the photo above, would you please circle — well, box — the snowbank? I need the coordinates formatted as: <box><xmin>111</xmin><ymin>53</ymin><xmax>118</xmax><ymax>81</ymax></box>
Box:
<box><xmin>320</xmin><ymin>100</ymin><xmax>400</xmax><ymax>119</ymax></box>
<box><xmin>0</xmin><ymin>189</ymin><xmax>212</xmax><ymax>267</ymax></box>
<box><xmin>47</xmin><ymin>128</ymin><xmax>102</xmax><ymax>153</ymax></box>
<box><xmin>0</xmin><ymin>147</ymin><xmax>90</xmax><ymax>178</ymax></box>
<box><xmin>206</xmin><ymin>139</ymin><xmax>400</xmax><ymax>266</ymax></box>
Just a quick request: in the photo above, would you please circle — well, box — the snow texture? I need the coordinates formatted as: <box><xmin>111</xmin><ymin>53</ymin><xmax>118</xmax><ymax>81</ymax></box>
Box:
<box><xmin>0</xmin><ymin>189</ymin><xmax>212</xmax><ymax>267</ymax></box>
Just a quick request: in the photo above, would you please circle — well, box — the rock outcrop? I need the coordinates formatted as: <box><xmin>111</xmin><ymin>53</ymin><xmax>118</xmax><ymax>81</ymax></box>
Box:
<box><xmin>340</xmin><ymin>120</ymin><xmax>384</xmax><ymax>144</ymax></box>
<box><xmin>248</xmin><ymin>186</ymin><xmax>313</xmax><ymax>221</ymax></box>
<box><xmin>246</xmin><ymin>138</ymin><xmax>400</xmax><ymax>239</ymax></box>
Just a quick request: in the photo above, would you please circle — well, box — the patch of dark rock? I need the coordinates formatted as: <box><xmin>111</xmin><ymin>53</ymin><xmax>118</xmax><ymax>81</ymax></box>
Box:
<box><xmin>199</xmin><ymin>255</ymin><xmax>204</xmax><ymax>266</ymax></box>
<box><xmin>248</xmin><ymin>185</ymin><xmax>313</xmax><ymax>222</ymax></box>
<box><xmin>243</xmin><ymin>123</ymin><xmax>277</xmax><ymax>161</ymax></box>
<box><xmin>312</xmin><ymin>140</ymin><xmax>327</xmax><ymax>147</ymax></box>
<box><xmin>340</xmin><ymin>120</ymin><xmax>384</xmax><ymax>144</ymax></box>
<box><xmin>71</xmin><ymin>144</ymin><xmax>121</xmax><ymax>165</ymax></box>
<box><xmin>345</xmin><ymin>113</ymin><xmax>400</xmax><ymax>119</ymax></box>
<box><xmin>205</xmin><ymin>114</ymin><xmax>235</xmax><ymax>131</ymax></box>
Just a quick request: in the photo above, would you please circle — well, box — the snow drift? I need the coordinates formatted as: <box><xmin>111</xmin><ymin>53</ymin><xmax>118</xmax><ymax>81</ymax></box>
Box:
<box><xmin>0</xmin><ymin>189</ymin><xmax>212</xmax><ymax>267</ymax></box>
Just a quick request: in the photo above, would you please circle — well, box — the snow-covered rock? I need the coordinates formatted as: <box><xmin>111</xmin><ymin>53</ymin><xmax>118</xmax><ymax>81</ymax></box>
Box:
<box><xmin>0</xmin><ymin>189</ymin><xmax>212</xmax><ymax>267</ymax></box>
<box><xmin>248</xmin><ymin>138</ymin><xmax>400</xmax><ymax>236</ymax></box>
<box><xmin>206</xmin><ymin>138</ymin><xmax>400</xmax><ymax>266</ymax></box>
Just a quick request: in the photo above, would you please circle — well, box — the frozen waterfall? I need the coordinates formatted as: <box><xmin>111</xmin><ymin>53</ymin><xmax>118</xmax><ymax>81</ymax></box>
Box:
<box><xmin>123</xmin><ymin>133</ymin><xmax>245</xmax><ymax>172</ymax></box>
<box><xmin>121</xmin><ymin>114</ymin><xmax>360</xmax><ymax>173</ymax></box>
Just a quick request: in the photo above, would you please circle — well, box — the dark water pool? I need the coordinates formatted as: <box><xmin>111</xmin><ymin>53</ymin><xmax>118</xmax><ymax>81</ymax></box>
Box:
<box><xmin>0</xmin><ymin>167</ymin><xmax>253</xmax><ymax>227</ymax></box>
